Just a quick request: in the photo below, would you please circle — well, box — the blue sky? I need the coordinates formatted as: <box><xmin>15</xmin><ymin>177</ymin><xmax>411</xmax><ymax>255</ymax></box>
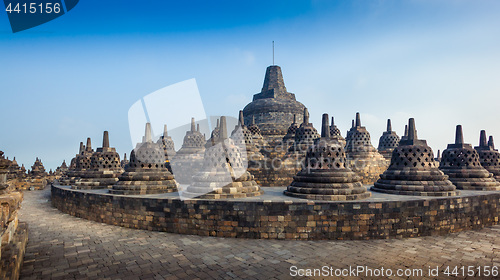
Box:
<box><xmin>1</xmin><ymin>0</ymin><xmax>500</xmax><ymax>170</ymax></box>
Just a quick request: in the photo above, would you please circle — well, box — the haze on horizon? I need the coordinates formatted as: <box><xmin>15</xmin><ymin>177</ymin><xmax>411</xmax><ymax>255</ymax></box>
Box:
<box><xmin>1</xmin><ymin>0</ymin><xmax>500</xmax><ymax>170</ymax></box>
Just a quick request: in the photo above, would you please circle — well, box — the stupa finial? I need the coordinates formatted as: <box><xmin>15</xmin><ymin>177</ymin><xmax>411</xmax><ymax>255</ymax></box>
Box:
<box><xmin>293</xmin><ymin>114</ymin><xmax>296</xmax><ymax>124</ymax></box>
<box><xmin>219</xmin><ymin>116</ymin><xmax>228</xmax><ymax>140</ymax></box>
<box><xmin>404</xmin><ymin>125</ymin><xmax>408</xmax><ymax>137</ymax></box>
<box><xmin>479</xmin><ymin>130</ymin><xmax>487</xmax><ymax>147</ymax></box>
<box><xmin>103</xmin><ymin>131</ymin><xmax>109</xmax><ymax>148</ymax></box>
<box><xmin>191</xmin><ymin>117</ymin><xmax>196</xmax><ymax>132</ymax></box>
<box><xmin>351</xmin><ymin>119</ymin><xmax>354</xmax><ymax>128</ymax></box>
<box><xmin>321</xmin><ymin>113</ymin><xmax>330</xmax><ymax>138</ymax></box>
<box><xmin>455</xmin><ymin>125</ymin><xmax>464</xmax><ymax>145</ymax></box>
<box><xmin>86</xmin><ymin>137</ymin><xmax>92</xmax><ymax>150</ymax></box>
<box><xmin>303</xmin><ymin>108</ymin><xmax>309</xmax><ymax>124</ymax></box>
<box><xmin>387</xmin><ymin>119</ymin><xmax>392</xmax><ymax>132</ymax></box>
<box><xmin>145</xmin><ymin>123</ymin><xmax>152</xmax><ymax>142</ymax></box>
<box><xmin>79</xmin><ymin>142</ymin><xmax>84</xmax><ymax>153</ymax></box>
<box><xmin>238</xmin><ymin>110</ymin><xmax>244</xmax><ymax>126</ymax></box>
<box><xmin>331</xmin><ymin>116</ymin><xmax>335</xmax><ymax>126</ymax></box>
<box><xmin>355</xmin><ymin>112</ymin><xmax>361</xmax><ymax>127</ymax></box>
<box><xmin>488</xmin><ymin>136</ymin><xmax>495</xmax><ymax>149</ymax></box>
<box><xmin>407</xmin><ymin>118</ymin><xmax>417</xmax><ymax>140</ymax></box>
<box><xmin>163</xmin><ymin>124</ymin><xmax>168</xmax><ymax>137</ymax></box>
<box><xmin>197</xmin><ymin>124</ymin><xmax>200</xmax><ymax>132</ymax></box>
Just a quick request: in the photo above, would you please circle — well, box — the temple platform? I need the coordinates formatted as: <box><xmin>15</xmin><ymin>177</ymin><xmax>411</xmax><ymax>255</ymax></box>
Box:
<box><xmin>50</xmin><ymin>183</ymin><xmax>500</xmax><ymax>240</ymax></box>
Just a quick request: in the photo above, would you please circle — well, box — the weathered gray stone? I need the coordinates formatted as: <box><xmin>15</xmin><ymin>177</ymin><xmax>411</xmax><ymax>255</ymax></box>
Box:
<box><xmin>372</xmin><ymin>118</ymin><xmax>458</xmax><ymax>196</ymax></box>
<box><xmin>285</xmin><ymin>114</ymin><xmax>370</xmax><ymax>201</ymax></box>
<box><xmin>439</xmin><ymin>125</ymin><xmax>500</xmax><ymax>190</ymax></box>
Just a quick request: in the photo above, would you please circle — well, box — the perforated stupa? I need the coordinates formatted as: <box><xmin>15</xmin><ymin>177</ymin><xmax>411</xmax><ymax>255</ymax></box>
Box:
<box><xmin>170</xmin><ymin>117</ymin><xmax>206</xmax><ymax>183</ymax></box>
<box><xmin>474</xmin><ymin>130</ymin><xmax>500</xmax><ymax>180</ymax></box>
<box><xmin>73</xmin><ymin>131</ymin><xmax>123</xmax><ymax>189</ymax></box>
<box><xmin>184</xmin><ymin>116</ymin><xmax>262</xmax><ymax>199</ymax></box>
<box><xmin>344</xmin><ymin>112</ymin><xmax>388</xmax><ymax>184</ymax></box>
<box><xmin>284</xmin><ymin>114</ymin><xmax>370</xmax><ymax>201</ymax></box>
<box><xmin>288</xmin><ymin>108</ymin><xmax>319</xmax><ymax>154</ymax></box>
<box><xmin>110</xmin><ymin>123</ymin><xmax>178</xmax><ymax>195</ymax></box>
<box><xmin>439</xmin><ymin>125</ymin><xmax>500</xmax><ymax>190</ymax></box>
<box><xmin>371</xmin><ymin>118</ymin><xmax>458</xmax><ymax>196</ymax></box>
<box><xmin>377</xmin><ymin>119</ymin><xmax>400</xmax><ymax>159</ymax></box>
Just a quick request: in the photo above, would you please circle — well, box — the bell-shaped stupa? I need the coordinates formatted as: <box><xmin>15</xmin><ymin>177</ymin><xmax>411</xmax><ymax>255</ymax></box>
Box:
<box><xmin>344</xmin><ymin>112</ymin><xmax>388</xmax><ymax>184</ymax></box>
<box><xmin>377</xmin><ymin>119</ymin><xmax>400</xmax><ymax>159</ymax></box>
<box><xmin>242</xmin><ymin>65</ymin><xmax>306</xmax><ymax>142</ymax></box>
<box><xmin>157</xmin><ymin>124</ymin><xmax>176</xmax><ymax>159</ymax></box>
<box><xmin>74</xmin><ymin>131</ymin><xmax>123</xmax><ymax>189</ymax></box>
<box><xmin>121</xmin><ymin>153</ymin><xmax>129</xmax><ymax>168</ymax></box>
<box><xmin>288</xmin><ymin>108</ymin><xmax>319</xmax><ymax>154</ymax></box>
<box><xmin>371</xmin><ymin>118</ymin><xmax>458</xmax><ymax>196</ymax></box>
<box><xmin>439</xmin><ymin>125</ymin><xmax>500</xmax><ymax>190</ymax></box>
<box><xmin>329</xmin><ymin>116</ymin><xmax>346</xmax><ymax>147</ymax></box>
<box><xmin>284</xmin><ymin>114</ymin><xmax>370</xmax><ymax>201</ymax></box>
<box><xmin>282</xmin><ymin>114</ymin><xmax>300</xmax><ymax>149</ymax></box>
<box><xmin>110</xmin><ymin>123</ymin><xmax>178</xmax><ymax>195</ymax></box>
<box><xmin>170</xmin><ymin>117</ymin><xmax>206</xmax><ymax>184</ymax></box>
<box><xmin>231</xmin><ymin>110</ymin><xmax>264</xmax><ymax>161</ymax></box>
<box><xmin>184</xmin><ymin>116</ymin><xmax>263</xmax><ymax>199</ymax></box>
<box><xmin>60</xmin><ymin>139</ymin><xmax>92</xmax><ymax>186</ymax></box>
<box><xmin>475</xmin><ymin>130</ymin><xmax>500</xmax><ymax>180</ymax></box>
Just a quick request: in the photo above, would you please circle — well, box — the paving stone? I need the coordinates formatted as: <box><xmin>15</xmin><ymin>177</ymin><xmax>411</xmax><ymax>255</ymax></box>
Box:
<box><xmin>18</xmin><ymin>188</ymin><xmax>500</xmax><ymax>279</ymax></box>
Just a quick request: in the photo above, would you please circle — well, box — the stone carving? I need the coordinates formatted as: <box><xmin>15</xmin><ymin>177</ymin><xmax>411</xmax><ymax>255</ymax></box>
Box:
<box><xmin>400</xmin><ymin>125</ymin><xmax>408</xmax><ymax>141</ymax></box>
<box><xmin>344</xmin><ymin>112</ymin><xmax>388</xmax><ymax>184</ymax></box>
<box><xmin>54</xmin><ymin>160</ymin><xmax>68</xmax><ymax>177</ymax></box>
<box><xmin>345</xmin><ymin>119</ymin><xmax>355</xmax><ymax>147</ymax></box>
<box><xmin>72</xmin><ymin>132</ymin><xmax>123</xmax><ymax>189</ymax></box>
<box><xmin>282</xmin><ymin>114</ymin><xmax>299</xmax><ymax>150</ymax></box>
<box><xmin>184</xmin><ymin>116</ymin><xmax>263</xmax><ymax>199</ymax></box>
<box><xmin>0</xmin><ymin>152</ymin><xmax>13</xmax><ymax>195</ymax></box>
<box><xmin>474</xmin><ymin>130</ymin><xmax>500</xmax><ymax>180</ymax></box>
<box><xmin>231</xmin><ymin>110</ymin><xmax>264</xmax><ymax>161</ymax></box>
<box><xmin>0</xmin><ymin>150</ymin><xmax>28</xmax><ymax>279</ymax></box>
<box><xmin>284</xmin><ymin>114</ymin><xmax>371</xmax><ymax>201</ymax></box>
<box><xmin>288</xmin><ymin>108</ymin><xmax>319</xmax><ymax>154</ymax></box>
<box><xmin>157</xmin><ymin>124</ymin><xmax>176</xmax><ymax>159</ymax></box>
<box><xmin>371</xmin><ymin>118</ymin><xmax>458</xmax><ymax>196</ymax></box>
<box><xmin>377</xmin><ymin>119</ymin><xmax>400</xmax><ymax>159</ymax></box>
<box><xmin>121</xmin><ymin>153</ymin><xmax>129</xmax><ymax>168</ymax></box>
<box><xmin>329</xmin><ymin>116</ymin><xmax>346</xmax><ymax>147</ymax></box>
<box><xmin>243</xmin><ymin>65</ymin><xmax>306</xmax><ymax>142</ymax></box>
<box><xmin>29</xmin><ymin>157</ymin><xmax>46</xmax><ymax>178</ymax></box>
<box><xmin>435</xmin><ymin>150</ymin><xmax>441</xmax><ymax>162</ymax></box>
<box><xmin>110</xmin><ymin>123</ymin><xmax>178</xmax><ymax>195</ymax></box>
<box><xmin>26</xmin><ymin>157</ymin><xmax>48</xmax><ymax>190</ymax></box>
<box><xmin>62</xmin><ymin>138</ymin><xmax>94</xmax><ymax>186</ymax></box>
<box><xmin>170</xmin><ymin>117</ymin><xmax>206</xmax><ymax>184</ymax></box>
<box><xmin>439</xmin><ymin>125</ymin><xmax>500</xmax><ymax>190</ymax></box>
<box><xmin>206</xmin><ymin>119</ymin><xmax>221</xmax><ymax>148</ymax></box>
<box><xmin>6</xmin><ymin>157</ymin><xmax>21</xmax><ymax>180</ymax></box>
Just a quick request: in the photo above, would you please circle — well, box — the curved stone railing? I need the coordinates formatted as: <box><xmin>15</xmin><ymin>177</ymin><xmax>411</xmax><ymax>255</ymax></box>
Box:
<box><xmin>51</xmin><ymin>184</ymin><xmax>500</xmax><ymax>240</ymax></box>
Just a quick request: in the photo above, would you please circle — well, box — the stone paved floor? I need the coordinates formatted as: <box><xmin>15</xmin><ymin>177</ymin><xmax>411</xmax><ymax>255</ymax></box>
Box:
<box><xmin>19</xmin><ymin>188</ymin><xmax>500</xmax><ymax>280</ymax></box>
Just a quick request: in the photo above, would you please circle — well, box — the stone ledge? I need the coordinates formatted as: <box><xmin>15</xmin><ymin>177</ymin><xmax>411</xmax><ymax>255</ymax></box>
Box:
<box><xmin>51</xmin><ymin>184</ymin><xmax>500</xmax><ymax>240</ymax></box>
<box><xmin>0</xmin><ymin>222</ymin><xmax>28</xmax><ymax>280</ymax></box>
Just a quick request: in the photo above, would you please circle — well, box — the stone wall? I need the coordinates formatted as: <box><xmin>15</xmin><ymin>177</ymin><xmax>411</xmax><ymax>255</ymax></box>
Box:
<box><xmin>347</xmin><ymin>155</ymin><xmax>390</xmax><ymax>185</ymax></box>
<box><xmin>0</xmin><ymin>191</ymin><xmax>28</xmax><ymax>280</ymax></box>
<box><xmin>9</xmin><ymin>178</ymin><xmax>47</xmax><ymax>191</ymax></box>
<box><xmin>248</xmin><ymin>141</ymin><xmax>303</xmax><ymax>187</ymax></box>
<box><xmin>52</xmin><ymin>185</ymin><xmax>500</xmax><ymax>240</ymax></box>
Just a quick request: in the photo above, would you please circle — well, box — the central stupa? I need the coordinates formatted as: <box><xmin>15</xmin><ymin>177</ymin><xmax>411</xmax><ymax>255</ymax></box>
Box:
<box><xmin>243</xmin><ymin>65</ymin><xmax>306</xmax><ymax>142</ymax></box>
